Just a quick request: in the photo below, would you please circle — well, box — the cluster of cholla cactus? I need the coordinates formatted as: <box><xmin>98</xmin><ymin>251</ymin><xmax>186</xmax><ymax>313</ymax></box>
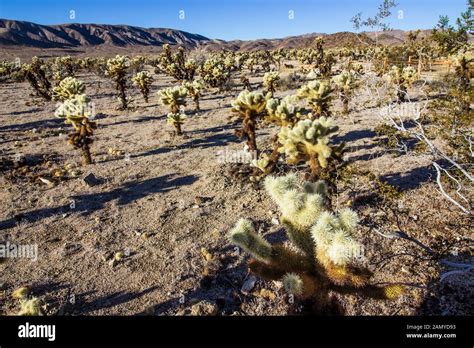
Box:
<box><xmin>253</xmin><ymin>96</ymin><xmax>304</xmax><ymax>175</ymax></box>
<box><xmin>333</xmin><ymin>70</ymin><xmax>358</xmax><ymax>115</ymax></box>
<box><xmin>54</xmin><ymin>77</ymin><xmax>96</xmax><ymax>165</ymax></box>
<box><xmin>277</xmin><ymin>117</ymin><xmax>344</xmax><ymax>181</ymax></box>
<box><xmin>158</xmin><ymin>86</ymin><xmax>188</xmax><ymax>135</ymax></box>
<box><xmin>158</xmin><ymin>45</ymin><xmax>197</xmax><ymax>81</ymax></box>
<box><xmin>53</xmin><ymin>55</ymin><xmax>76</xmax><ymax>81</ymax></box>
<box><xmin>20</xmin><ymin>57</ymin><xmax>52</xmax><ymax>101</ymax></box>
<box><xmin>52</xmin><ymin>76</ymin><xmax>85</xmax><ymax>101</ymax></box>
<box><xmin>387</xmin><ymin>65</ymin><xmax>418</xmax><ymax>103</ymax></box>
<box><xmin>297</xmin><ymin>80</ymin><xmax>333</xmax><ymax>118</ymax></box>
<box><xmin>105</xmin><ymin>55</ymin><xmax>130</xmax><ymax>109</ymax></box>
<box><xmin>130</xmin><ymin>55</ymin><xmax>146</xmax><ymax>74</ymax></box>
<box><xmin>231</xmin><ymin>90</ymin><xmax>267</xmax><ymax>153</ymax></box>
<box><xmin>265</xmin><ymin>95</ymin><xmax>303</xmax><ymax>128</ymax></box>
<box><xmin>263</xmin><ymin>71</ymin><xmax>280</xmax><ymax>97</ymax></box>
<box><xmin>132</xmin><ymin>71</ymin><xmax>153</xmax><ymax>103</ymax></box>
<box><xmin>182</xmin><ymin>79</ymin><xmax>204</xmax><ymax>111</ymax></box>
<box><xmin>198</xmin><ymin>55</ymin><xmax>231</xmax><ymax>89</ymax></box>
<box><xmin>229</xmin><ymin>174</ymin><xmax>403</xmax><ymax>314</ymax></box>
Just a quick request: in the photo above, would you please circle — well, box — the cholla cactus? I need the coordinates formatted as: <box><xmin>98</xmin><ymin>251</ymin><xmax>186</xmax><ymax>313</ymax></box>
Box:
<box><xmin>182</xmin><ymin>79</ymin><xmax>204</xmax><ymax>111</ymax></box>
<box><xmin>228</xmin><ymin>174</ymin><xmax>403</xmax><ymax>314</ymax></box>
<box><xmin>20</xmin><ymin>57</ymin><xmax>52</xmax><ymax>101</ymax></box>
<box><xmin>105</xmin><ymin>55</ymin><xmax>130</xmax><ymax>109</ymax></box>
<box><xmin>263</xmin><ymin>71</ymin><xmax>280</xmax><ymax>97</ymax></box>
<box><xmin>297</xmin><ymin>80</ymin><xmax>333</xmax><ymax>118</ymax></box>
<box><xmin>130</xmin><ymin>55</ymin><xmax>146</xmax><ymax>74</ymax></box>
<box><xmin>55</xmin><ymin>94</ymin><xmax>96</xmax><ymax>165</ymax></box>
<box><xmin>231</xmin><ymin>90</ymin><xmax>268</xmax><ymax>153</ymax></box>
<box><xmin>265</xmin><ymin>95</ymin><xmax>302</xmax><ymax>128</ymax></box>
<box><xmin>158</xmin><ymin>85</ymin><xmax>188</xmax><ymax>114</ymax></box>
<box><xmin>333</xmin><ymin>71</ymin><xmax>357</xmax><ymax>114</ymax></box>
<box><xmin>278</xmin><ymin>118</ymin><xmax>343</xmax><ymax>180</ymax></box>
<box><xmin>53</xmin><ymin>55</ymin><xmax>76</xmax><ymax>78</ymax></box>
<box><xmin>198</xmin><ymin>56</ymin><xmax>231</xmax><ymax>89</ymax></box>
<box><xmin>167</xmin><ymin>112</ymin><xmax>187</xmax><ymax>136</ymax></box>
<box><xmin>132</xmin><ymin>71</ymin><xmax>153</xmax><ymax>103</ymax></box>
<box><xmin>157</xmin><ymin>45</ymin><xmax>196</xmax><ymax>81</ymax></box>
<box><xmin>52</xmin><ymin>77</ymin><xmax>85</xmax><ymax>101</ymax></box>
<box><xmin>240</xmin><ymin>75</ymin><xmax>252</xmax><ymax>91</ymax></box>
<box><xmin>387</xmin><ymin>66</ymin><xmax>418</xmax><ymax>103</ymax></box>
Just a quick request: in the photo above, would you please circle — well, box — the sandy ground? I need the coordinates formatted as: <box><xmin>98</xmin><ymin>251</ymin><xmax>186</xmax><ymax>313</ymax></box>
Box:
<box><xmin>0</xmin><ymin>63</ymin><xmax>472</xmax><ymax>316</ymax></box>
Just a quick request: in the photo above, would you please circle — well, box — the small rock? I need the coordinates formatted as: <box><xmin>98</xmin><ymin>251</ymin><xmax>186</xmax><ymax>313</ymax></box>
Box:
<box><xmin>83</xmin><ymin>173</ymin><xmax>101</xmax><ymax>187</ymax></box>
<box><xmin>190</xmin><ymin>300</ymin><xmax>218</xmax><ymax>316</ymax></box>
<box><xmin>271</xmin><ymin>217</ymin><xmax>279</xmax><ymax>225</ymax></box>
<box><xmin>241</xmin><ymin>275</ymin><xmax>257</xmax><ymax>295</ymax></box>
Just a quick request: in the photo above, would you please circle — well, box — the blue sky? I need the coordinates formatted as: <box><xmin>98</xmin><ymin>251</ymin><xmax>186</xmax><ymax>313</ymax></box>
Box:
<box><xmin>0</xmin><ymin>0</ymin><xmax>469</xmax><ymax>40</ymax></box>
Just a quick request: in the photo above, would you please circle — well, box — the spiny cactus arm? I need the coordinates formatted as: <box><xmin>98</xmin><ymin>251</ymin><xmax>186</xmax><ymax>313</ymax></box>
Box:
<box><xmin>264</xmin><ymin>174</ymin><xmax>325</xmax><ymax>229</ymax></box>
<box><xmin>248</xmin><ymin>259</ymin><xmax>286</xmax><ymax>281</ymax></box>
<box><xmin>282</xmin><ymin>273</ymin><xmax>304</xmax><ymax>296</ymax></box>
<box><xmin>282</xmin><ymin>273</ymin><xmax>322</xmax><ymax>300</ymax></box>
<box><xmin>281</xmin><ymin>219</ymin><xmax>315</xmax><ymax>257</ymax></box>
<box><xmin>322</xmin><ymin>260</ymin><xmax>372</xmax><ymax>287</ymax></box>
<box><xmin>228</xmin><ymin>219</ymin><xmax>273</xmax><ymax>261</ymax></box>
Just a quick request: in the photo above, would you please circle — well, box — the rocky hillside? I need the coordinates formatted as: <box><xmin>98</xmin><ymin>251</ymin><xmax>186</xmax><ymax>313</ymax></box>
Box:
<box><xmin>0</xmin><ymin>19</ymin><xmax>210</xmax><ymax>48</ymax></box>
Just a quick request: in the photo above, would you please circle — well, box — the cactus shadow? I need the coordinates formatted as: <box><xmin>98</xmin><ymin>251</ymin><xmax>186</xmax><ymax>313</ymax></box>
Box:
<box><xmin>333</xmin><ymin>129</ymin><xmax>376</xmax><ymax>144</ymax></box>
<box><xmin>379</xmin><ymin>165</ymin><xmax>435</xmax><ymax>191</ymax></box>
<box><xmin>0</xmin><ymin>174</ymin><xmax>198</xmax><ymax>230</ymax></box>
<box><xmin>66</xmin><ymin>286</ymin><xmax>160</xmax><ymax>315</ymax></box>
<box><xmin>0</xmin><ymin>117</ymin><xmax>63</xmax><ymax>132</ymax></box>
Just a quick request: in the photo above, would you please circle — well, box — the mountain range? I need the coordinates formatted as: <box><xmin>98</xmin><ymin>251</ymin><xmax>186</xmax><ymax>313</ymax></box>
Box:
<box><xmin>0</xmin><ymin>19</ymin><xmax>430</xmax><ymax>54</ymax></box>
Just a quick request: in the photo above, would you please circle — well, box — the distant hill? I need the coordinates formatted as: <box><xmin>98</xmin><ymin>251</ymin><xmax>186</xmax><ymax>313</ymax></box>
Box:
<box><xmin>0</xmin><ymin>19</ymin><xmax>210</xmax><ymax>49</ymax></box>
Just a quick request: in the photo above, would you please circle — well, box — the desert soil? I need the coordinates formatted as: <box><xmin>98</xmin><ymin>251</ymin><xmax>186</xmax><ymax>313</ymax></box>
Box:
<box><xmin>0</xmin><ymin>63</ymin><xmax>472</xmax><ymax>316</ymax></box>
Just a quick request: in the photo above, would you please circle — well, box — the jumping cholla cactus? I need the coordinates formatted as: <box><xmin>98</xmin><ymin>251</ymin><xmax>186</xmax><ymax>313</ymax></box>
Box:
<box><xmin>333</xmin><ymin>70</ymin><xmax>357</xmax><ymax>115</ymax></box>
<box><xmin>229</xmin><ymin>174</ymin><xmax>403</xmax><ymax>314</ymax></box>
<box><xmin>52</xmin><ymin>77</ymin><xmax>85</xmax><ymax>102</ymax></box>
<box><xmin>231</xmin><ymin>90</ymin><xmax>268</xmax><ymax>153</ymax></box>
<box><xmin>159</xmin><ymin>86</ymin><xmax>188</xmax><ymax>135</ymax></box>
<box><xmin>297</xmin><ymin>80</ymin><xmax>333</xmax><ymax>118</ymax></box>
<box><xmin>132</xmin><ymin>71</ymin><xmax>153</xmax><ymax>103</ymax></box>
<box><xmin>55</xmin><ymin>94</ymin><xmax>96</xmax><ymax>165</ymax></box>
<box><xmin>265</xmin><ymin>95</ymin><xmax>302</xmax><ymax>128</ymax></box>
<box><xmin>166</xmin><ymin>113</ymin><xmax>187</xmax><ymax>136</ymax></box>
<box><xmin>20</xmin><ymin>57</ymin><xmax>52</xmax><ymax>101</ymax></box>
<box><xmin>105</xmin><ymin>55</ymin><xmax>130</xmax><ymax>110</ymax></box>
<box><xmin>278</xmin><ymin>117</ymin><xmax>344</xmax><ymax>180</ymax></box>
<box><xmin>198</xmin><ymin>56</ymin><xmax>231</xmax><ymax>89</ymax></box>
<box><xmin>240</xmin><ymin>75</ymin><xmax>252</xmax><ymax>91</ymax></box>
<box><xmin>182</xmin><ymin>79</ymin><xmax>204</xmax><ymax>111</ymax></box>
<box><xmin>387</xmin><ymin>65</ymin><xmax>418</xmax><ymax>103</ymax></box>
<box><xmin>263</xmin><ymin>71</ymin><xmax>280</xmax><ymax>97</ymax></box>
